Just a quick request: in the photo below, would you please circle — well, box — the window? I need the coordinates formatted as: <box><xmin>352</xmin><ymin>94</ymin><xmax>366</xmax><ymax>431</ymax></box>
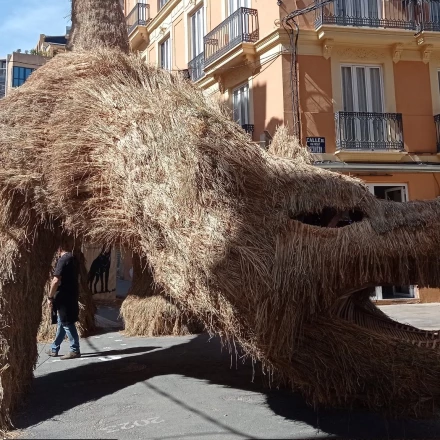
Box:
<box><xmin>367</xmin><ymin>184</ymin><xmax>417</xmax><ymax>301</ymax></box>
<box><xmin>12</xmin><ymin>66</ymin><xmax>35</xmax><ymax>87</ymax></box>
<box><xmin>342</xmin><ymin>65</ymin><xmax>383</xmax><ymax>113</ymax></box>
<box><xmin>341</xmin><ymin>64</ymin><xmax>384</xmax><ymax>146</ymax></box>
<box><xmin>233</xmin><ymin>83</ymin><xmax>250</xmax><ymax>127</ymax></box>
<box><xmin>335</xmin><ymin>0</ymin><xmax>381</xmax><ymax>19</ymax></box>
<box><xmin>429</xmin><ymin>0</ymin><xmax>440</xmax><ymax>24</ymax></box>
<box><xmin>159</xmin><ymin>0</ymin><xmax>169</xmax><ymax>9</ymax></box>
<box><xmin>228</xmin><ymin>0</ymin><xmax>250</xmax><ymax>15</ymax></box>
<box><xmin>160</xmin><ymin>37</ymin><xmax>171</xmax><ymax>71</ymax></box>
<box><xmin>437</xmin><ymin>70</ymin><xmax>440</xmax><ymax>95</ymax></box>
<box><xmin>227</xmin><ymin>0</ymin><xmax>251</xmax><ymax>50</ymax></box>
<box><xmin>191</xmin><ymin>7</ymin><xmax>204</xmax><ymax>59</ymax></box>
<box><xmin>0</xmin><ymin>61</ymin><xmax>5</xmax><ymax>98</ymax></box>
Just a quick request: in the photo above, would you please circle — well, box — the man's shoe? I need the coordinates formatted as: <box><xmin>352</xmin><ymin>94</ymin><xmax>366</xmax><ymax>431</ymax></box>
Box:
<box><xmin>46</xmin><ymin>350</ymin><xmax>58</xmax><ymax>357</ymax></box>
<box><xmin>60</xmin><ymin>351</ymin><xmax>81</xmax><ymax>360</ymax></box>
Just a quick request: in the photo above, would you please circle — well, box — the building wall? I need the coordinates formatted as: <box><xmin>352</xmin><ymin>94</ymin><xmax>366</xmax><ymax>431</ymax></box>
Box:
<box><xmin>394</xmin><ymin>61</ymin><xmax>437</xmax><ymax>154</ymax></box>
<box><xmin>6</xmin><ymin>52</ymin><xmax>48</xmax><ymax>95</ymax></box>
<box><xmin>208</xmin><ymin>0</ymin><xmax>223</xmax><ymax>31</ymax></box>
<box><xmin>172</xmin><ymin>13</ymin><xmax>185</xmax><ymax>70</ymax></box>
<box><xmin>296</xmin><ymin>54</ymin><xmax>335</xmax><ymax>149</ymax></box>
<box><xmin>251</xmin><ymin>0</ymin><xmax>279</xmax><ymax>38</ymax></box>
<box><xmin>253</xmin><ymin>52</ymin><xmax>284</xmax><ymax>139</ymax></box>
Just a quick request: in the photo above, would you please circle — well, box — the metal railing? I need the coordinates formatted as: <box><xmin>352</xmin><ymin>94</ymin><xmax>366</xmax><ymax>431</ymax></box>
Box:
<box><xmin>335</xmin><ymin>112</ymin><xmax>404</xmax><ymax>151</ymax></box>
<box><xmin>417</xmin><ymin>0</ymin><xmax>440</xmax><ymax>31</ymax></box>
<box><xmin>204</xmin><ymin>7</ymin><xmax>259</xmax><ymax>67</ymax></box>
<box><xmin>315</xmin><ymin>0</ymin><xmax>416</xmax><ymax>30</ymax></box>
<box><xmin>242</xmin><ymin>124</ymin><xmax>254</xmax><ymax>134</ymax></box>
<box><xmin>434</xmin><ymin>114</ymin><xmax>440</xmax><ymax>152</ymax></box>
<box><xmin>126</xmin><ymin>3</ymin><xmax>150</xmax><ymax>35</ymax></box>
<box><xmin>188</xmin><ymin>52</ymin><xmax>205</xmax><ymax>82</ymax></box>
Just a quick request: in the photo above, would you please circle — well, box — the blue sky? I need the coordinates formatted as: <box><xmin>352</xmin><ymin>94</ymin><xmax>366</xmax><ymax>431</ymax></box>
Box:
<box><xmin>0</xmin><ymin>0</ymin><xmax>71</xmax><ymax>58</ymax></box>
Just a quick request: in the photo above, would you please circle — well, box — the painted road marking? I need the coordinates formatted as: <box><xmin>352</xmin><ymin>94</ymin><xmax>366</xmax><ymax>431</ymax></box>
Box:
<box><xmin>98</xmin><ymin>418</ymin><xmax>164</xmax><ymax>434</ymax></box>
<box><xmin>98</xmin><ymin>356</ymin><xmax>122</xmax><ymax>361</ymax></box>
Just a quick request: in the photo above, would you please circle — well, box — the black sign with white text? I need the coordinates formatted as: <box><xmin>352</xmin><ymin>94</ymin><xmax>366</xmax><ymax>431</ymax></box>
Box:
<box><xmin>306</xmin><ymin>137</ymin><xmax>325</xmax><ymax>153</ymax></box>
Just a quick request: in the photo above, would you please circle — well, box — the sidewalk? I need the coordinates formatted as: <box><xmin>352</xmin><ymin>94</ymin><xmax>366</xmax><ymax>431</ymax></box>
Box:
<box><xmin>13</xmin><ymin>303</ymin><xmax>440</xmax><ymax>439</ymax></box>
<box><xmin>380</xmin><ymin>303</ymin><xmax>440</xmax><ymax>330</ymax></box>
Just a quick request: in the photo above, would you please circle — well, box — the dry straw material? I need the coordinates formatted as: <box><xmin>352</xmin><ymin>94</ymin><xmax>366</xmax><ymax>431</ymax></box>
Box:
<box><xmin>121</xmin><ymin>255</ymin><xmax>203</xmax><ymax>337</ymax></box>
<box><xmin>1</xmin><ymin>0</ymin><xmax>440</xmax><ymax>431</ymax></box>
<box><xmin>0</xmin><ymin>226</ymin><xmax>58</xmax><ymax>430</ymax></box>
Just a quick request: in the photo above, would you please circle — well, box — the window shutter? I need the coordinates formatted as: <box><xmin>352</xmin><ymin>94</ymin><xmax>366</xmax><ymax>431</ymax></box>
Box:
<box><xmin>341</xmin><ymin>66</ymin><xmax>354</xmax><ymax>112</ymax></box>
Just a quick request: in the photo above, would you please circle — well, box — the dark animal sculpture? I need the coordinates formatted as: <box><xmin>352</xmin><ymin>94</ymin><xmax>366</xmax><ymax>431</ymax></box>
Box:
<box><xmin>88</xmin><ymin>248</ymin><xmax>111</xmax><ymax>294</ymax></box>
<box><xmin>0</xmin><ymin>0</ymin><xmax>440</xmax><ymax>433</ymax></box>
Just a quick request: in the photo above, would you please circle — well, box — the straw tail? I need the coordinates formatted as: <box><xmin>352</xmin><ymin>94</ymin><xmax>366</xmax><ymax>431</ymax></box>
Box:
<box><xmin>68</xmin><ymin>0</ymin><xmax>129</xmax><ymax>53</ymax></box>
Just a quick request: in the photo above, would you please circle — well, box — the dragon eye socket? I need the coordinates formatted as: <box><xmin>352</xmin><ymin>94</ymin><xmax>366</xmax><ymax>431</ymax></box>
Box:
<box><xmin>291</xmin><ymin>207</ymin><xmax>365</xmax><ymax>228</ymax></box>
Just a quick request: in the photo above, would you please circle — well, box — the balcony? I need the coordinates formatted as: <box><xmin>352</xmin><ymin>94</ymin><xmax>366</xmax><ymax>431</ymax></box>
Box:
<box><xmin>434</xmin><ymin>114</ymin><xmax>440</xmax><ymax>153</ymax></box>
<box><xmin>418</xmin><ymin>0</ymin><xmax>440</xmax><ymax>31</ymax></box>
<box><xmin>315</xmin><ymin>0</ymin><xmax>416</xmax><ymax>30</ymax></box>
<box><xmin>204</xmin><ymin>7</ymin><xmax>259</xmax><ymax>68</ymax></box>
<box><xmin>335</xmin><ymin>112</ymin><xmax>406</xmax><ymax>160</ymax></box>
<box><xmin>242</xmin><ymin>124</ymin><xmax>254</xmax><ymax>135</ymax></box>
<box><xmin>126</xmin><ymin>3</ymin><xmax>150</xmax><ymax>35</ymax></box>
<box><xmin>188</xmin><ymin>52</ymin><xmax>205</xmax><ymax>82</ymax></box>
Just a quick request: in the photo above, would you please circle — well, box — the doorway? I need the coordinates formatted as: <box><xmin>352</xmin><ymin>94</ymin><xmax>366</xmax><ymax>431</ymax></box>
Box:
<box><xmin>367</xmin><ymin>184</ymin><xmax>418</xmax><ymax>300</ymax></box>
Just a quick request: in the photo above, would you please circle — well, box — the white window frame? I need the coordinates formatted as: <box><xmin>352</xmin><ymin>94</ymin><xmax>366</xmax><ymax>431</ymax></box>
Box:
<box><xmin>160</xmin><ymin>36</ymin><xmax>171</xmax><ymax>71</ymax></box>
<box><xmin>228</xmin><ymin>0</ymin><xmax>250</xmax><ymax>15</ymax></box>
<box><xmin>190</xmin><ymin>6</ymin><xmax>205</xmax><ymax>60</ymax></box>
<box><xmin>367</xmin><ymin>183</ymin><xmax>419</xmax><ymax>301</ymax></box>
<box><xmin>341</xmin><ymin>64</ymin><xmax>385</xmax><ymax>113</ymax></box>
<box><xmin>232</xmin><ymin>83</ymin><xmax>250</xmax><ymax>127</ymax></box>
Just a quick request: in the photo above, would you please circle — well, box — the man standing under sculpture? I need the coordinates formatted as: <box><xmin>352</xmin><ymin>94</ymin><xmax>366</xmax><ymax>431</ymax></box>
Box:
<box><xmin>46</xmin><ymin>239</ymin><xmax>81</xmax><ymax>359</ymax></box>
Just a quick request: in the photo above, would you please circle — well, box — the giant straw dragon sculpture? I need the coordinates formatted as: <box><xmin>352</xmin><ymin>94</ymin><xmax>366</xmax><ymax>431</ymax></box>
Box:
<box><xmin>0</xmin><ymin>0</ymin><xmax>440</xmax><ymax>431</ymax></box>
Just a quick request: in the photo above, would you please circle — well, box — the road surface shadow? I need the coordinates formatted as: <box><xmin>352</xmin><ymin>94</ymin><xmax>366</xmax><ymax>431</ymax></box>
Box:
<box><xmin>13</xmin><ymin>334</ymin><xmax>440</xmax><ymax>439</ymax></box>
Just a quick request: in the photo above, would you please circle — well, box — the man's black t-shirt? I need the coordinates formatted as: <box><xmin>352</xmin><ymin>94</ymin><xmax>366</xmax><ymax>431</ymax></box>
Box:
<box><xmin>53</xmin><ymin>252</ymin><xmax>79</xmax><ymax>324</ymax></box>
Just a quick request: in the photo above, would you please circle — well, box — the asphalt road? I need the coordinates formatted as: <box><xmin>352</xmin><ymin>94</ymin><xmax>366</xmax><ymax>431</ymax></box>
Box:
<box><xmin>12</xmin><ymin>304</ymin><xmax>440</xmax><ymax>440</ymax></box>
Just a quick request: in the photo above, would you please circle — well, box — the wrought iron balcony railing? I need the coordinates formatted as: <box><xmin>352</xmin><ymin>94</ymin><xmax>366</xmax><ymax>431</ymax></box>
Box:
<box><xmin>417</xmin><ymin>0</ymin><xmax>440</xmax><ymax>31</ymax></box>
<box><xmin>204</xmin><ymin>8</ymin><xmax>259</xmax><ymax>67</ymax></box>
<box><xmin>188</xmin><ymin>52</ymin><xmax>205</xmax><ymax>82</ymax></box>
<box><xmin>335</xmin><ymin>112</ymin><xmax>404</xmax><ymax>151</ymax></box>
<box><xmin>315</xmin><ymin>0</ymin><xmax>416</xmax><ymax>30</ymax></box>
<box><xmin>126</xmin><ymin>3</ymin><xmax>150</xmax><ymax>35</ymax></box>
<box><xmin>242</xmin><ymin>124</ymin><xmax>254</xmax><ymax>134</ymax></box>
<box><xmin>434</xmin><ymin>114</ymin><xmax>440</xmax><ymax>152</ymax></box>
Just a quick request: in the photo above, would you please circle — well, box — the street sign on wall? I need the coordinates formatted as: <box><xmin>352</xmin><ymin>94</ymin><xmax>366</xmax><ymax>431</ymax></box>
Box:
<box><xmin>306</xmin><ymin>137</ymin><xmax>325</xmax><ymax>153</ymax></box>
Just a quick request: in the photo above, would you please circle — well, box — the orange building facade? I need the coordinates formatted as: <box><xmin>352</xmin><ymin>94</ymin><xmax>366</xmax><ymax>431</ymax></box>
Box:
<box><xmin>124</xmin><ymin>0</ymin><xmax>440</xmax><ymax>303</ymax></box>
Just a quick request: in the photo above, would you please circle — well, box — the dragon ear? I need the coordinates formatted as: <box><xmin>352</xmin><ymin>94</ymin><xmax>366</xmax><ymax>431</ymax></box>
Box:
<box><xmin>267</xmin><ymin>125</ymin><xmax>311</xmax><ymax>164</ymax></box>
<box><xmin>68</xmin><ymin>0</ymin><xmax>130</xmax><ymax>54</ymax></box>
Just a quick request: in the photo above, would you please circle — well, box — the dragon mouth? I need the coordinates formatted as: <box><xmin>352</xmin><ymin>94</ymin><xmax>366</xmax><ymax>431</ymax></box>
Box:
<box><xmin>334</xmin><ymin>287</ymin><xmax>440</xmax><ymax>349</ymax></box>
